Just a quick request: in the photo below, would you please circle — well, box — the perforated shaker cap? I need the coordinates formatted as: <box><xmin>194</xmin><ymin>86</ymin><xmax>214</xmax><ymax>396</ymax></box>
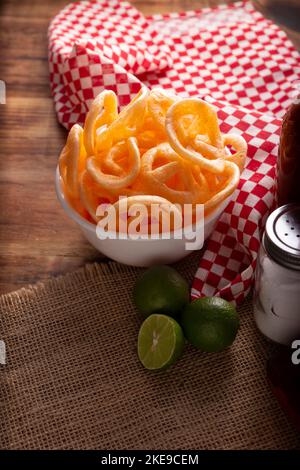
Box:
<box><xmin>264</xmin><ymin>204</ymin><xmax>300</xmax><ymax>270</ymax></box>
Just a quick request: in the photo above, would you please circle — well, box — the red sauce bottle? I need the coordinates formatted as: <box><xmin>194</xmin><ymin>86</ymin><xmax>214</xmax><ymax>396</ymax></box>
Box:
<box><xmin>277</xmin><ymin>99</ymin><xmax>300</xmax><ymax>206</ymax></box>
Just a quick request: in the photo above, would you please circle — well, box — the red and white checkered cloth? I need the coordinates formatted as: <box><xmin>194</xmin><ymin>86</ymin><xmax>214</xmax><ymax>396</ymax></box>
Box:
<box><xmin>48</xmin><ymin>0</ymin><xmax>300</xmax><ymax>304</ymax></box>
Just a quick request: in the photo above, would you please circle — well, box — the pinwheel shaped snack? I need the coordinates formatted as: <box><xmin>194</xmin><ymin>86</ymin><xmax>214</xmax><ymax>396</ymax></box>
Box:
<box><xmin>58</xmin><ymin>87</ymin><xmax>246</xmax><ymax>230</ymax></box>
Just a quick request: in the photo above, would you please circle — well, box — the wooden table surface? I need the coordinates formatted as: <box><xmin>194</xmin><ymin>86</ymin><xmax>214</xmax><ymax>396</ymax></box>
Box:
<box><xmin>1</xmin><ymin>0</ymin><xmax>298</xmax><ymax>295</ymax></box>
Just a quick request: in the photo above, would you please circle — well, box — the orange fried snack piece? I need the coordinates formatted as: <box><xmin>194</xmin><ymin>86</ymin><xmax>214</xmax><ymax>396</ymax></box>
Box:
<box><xmin>166</xmin><ymin>98</ymin><xmax>226</xmax><ymax>174</ymax></box>
<box><xmin>86</xmin><ymin>137</ymin><xmax>140</xmax><ymax>192</ymax></box>
<box><xmin>96</xmin><ymin>86</ymin><xmax>149</xmax><ymax>152</ymax></box>
<box><xmin>59</xmin><ymin>123</ymin><xmax>86</xmax><ymax>199</ymax></box>
<box><xmin>83</xmin><ymin>90</ymin><xmax>118</xmax><ymax>156</ymax></box>
<box><xmin>79</xmin><ymin>170</ymin><xmax>115</xmax><ymax>222</ymax></box>
<box><xmin>139</xmin><ymin>143</ymin><xmax>205</xmax><ymax>205</ymax></box>
<box><xmin>147</xmin><ymin>88</ymin><xmax>178</xmax><ymax>135</ymax></box>
<box><xmin>204</xmin><ymin>161</ymin><xmax>240</xmax><ymax>213</ymax></box>
<box><xmin>222</xmin><ymin>133</ymin><xmax>247</xmax><ymax>171</ymax></box>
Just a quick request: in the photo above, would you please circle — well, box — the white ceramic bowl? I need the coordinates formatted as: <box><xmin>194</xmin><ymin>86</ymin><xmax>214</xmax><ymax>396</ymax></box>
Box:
<box><xmin>55</xmin><ymin>167</ymin><xmax>233</xmax><ymax>266</ymax></box>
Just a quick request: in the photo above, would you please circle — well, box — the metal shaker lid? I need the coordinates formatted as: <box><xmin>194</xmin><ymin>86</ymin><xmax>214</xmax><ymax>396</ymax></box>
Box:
<box><xmin>264</xmin><ymin>204</ymin><xmax>300</xmax><ymax>270</ymax></box>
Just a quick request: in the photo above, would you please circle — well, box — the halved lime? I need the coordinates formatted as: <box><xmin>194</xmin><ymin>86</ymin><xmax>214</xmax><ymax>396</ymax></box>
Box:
<box><xmin>138</xmin><ymin>314</ymin><xmax>184</xmax><ymax>370</ymax></box>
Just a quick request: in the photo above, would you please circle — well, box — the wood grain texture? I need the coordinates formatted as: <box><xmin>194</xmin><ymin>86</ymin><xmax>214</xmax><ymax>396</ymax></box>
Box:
<box><xmin>0</xmin><ymin>0</ymin><xmax>244</xmax><ymax>294</ymax></box>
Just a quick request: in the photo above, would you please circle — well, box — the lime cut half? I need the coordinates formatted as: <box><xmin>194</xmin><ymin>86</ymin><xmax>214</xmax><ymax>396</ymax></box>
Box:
<box><xmin>137</xmin><ymin>314</ymin><xmax>184</xmax><ymax>370</ymax></box>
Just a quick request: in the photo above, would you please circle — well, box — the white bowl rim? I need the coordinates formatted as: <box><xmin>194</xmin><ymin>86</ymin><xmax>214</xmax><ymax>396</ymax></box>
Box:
<box><xmin>55</xmin><ymin>166</ymin><xmax>232</xmax><ymax>240</ymax></box>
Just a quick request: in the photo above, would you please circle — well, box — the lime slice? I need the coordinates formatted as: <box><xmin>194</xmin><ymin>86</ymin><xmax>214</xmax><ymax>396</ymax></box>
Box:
<box><xmin>138</xmin><ymin>314</ymin><xmax>184</xmax><ymax>370</ymax></box>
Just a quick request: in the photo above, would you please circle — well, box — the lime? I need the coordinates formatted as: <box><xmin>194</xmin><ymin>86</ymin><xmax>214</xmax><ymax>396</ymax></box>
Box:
<box><xmin>138</xmin><ymin>314</ymin><xmax>185</xmax><ymax>370</ymax></box>
<box><xmin>181</xmin><ymin>297</ymin><xmax>239</xmax><ymax>352</ymax></box>
<box><xmin>133</xmin><ymin>265</ymin><xmax>189</xmax><ymax>319</ymax></box>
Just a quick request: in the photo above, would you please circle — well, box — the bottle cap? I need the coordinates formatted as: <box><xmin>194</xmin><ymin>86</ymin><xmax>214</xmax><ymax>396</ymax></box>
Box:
<box><xmin>264</xmin><ymin>204</ymin><xmax>300</xmax><ymax>270</ymax></box>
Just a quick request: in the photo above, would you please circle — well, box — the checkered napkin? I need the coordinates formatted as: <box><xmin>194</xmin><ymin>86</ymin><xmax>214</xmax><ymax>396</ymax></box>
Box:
<box><xmin>48</xmin><ymin>0</ymin><xmax>300</xmax><ymax>304</ymax></box>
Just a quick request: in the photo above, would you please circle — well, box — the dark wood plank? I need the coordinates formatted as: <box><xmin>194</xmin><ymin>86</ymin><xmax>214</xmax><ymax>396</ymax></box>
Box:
<box><xmin>0</xmin><ymin>0</ymin><xmax>247</xmax><ymax>294</ymax></box>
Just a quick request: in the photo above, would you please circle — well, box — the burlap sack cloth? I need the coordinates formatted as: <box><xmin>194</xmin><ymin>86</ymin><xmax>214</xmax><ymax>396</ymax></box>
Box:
<box><xmin>1</xmin><ymin>254</ymin><xmax>299</xmax><ymax>450</ymax></box>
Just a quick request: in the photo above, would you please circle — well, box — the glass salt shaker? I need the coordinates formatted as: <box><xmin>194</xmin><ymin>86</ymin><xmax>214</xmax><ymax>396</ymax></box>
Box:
<box><xmin>254</xmin><ymin>204</ymin><xmax>300</xmax><ymax>345</ymax></box>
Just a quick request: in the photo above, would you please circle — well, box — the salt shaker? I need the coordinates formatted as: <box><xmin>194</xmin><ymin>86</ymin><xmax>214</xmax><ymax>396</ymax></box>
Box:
<box><xmin>254</xmin><ymin>204</ymin><xmax>300</xmax><ymax>345</ymax></box>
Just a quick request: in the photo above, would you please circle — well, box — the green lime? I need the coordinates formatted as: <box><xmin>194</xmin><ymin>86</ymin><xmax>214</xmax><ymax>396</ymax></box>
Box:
<box><xmin>138</xmin><ymin>314</ymin><xmax>185</xmax><ymax>370</ymax></box>
<box><xmin>133</xmin><ymin>265</ymin><xmax>189</xmax><ymax>319</ymax></box>
<box><xmin>181</xmin><ymin>297</ymin><xmax>239</xmax><ymax>352</ymax></box>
